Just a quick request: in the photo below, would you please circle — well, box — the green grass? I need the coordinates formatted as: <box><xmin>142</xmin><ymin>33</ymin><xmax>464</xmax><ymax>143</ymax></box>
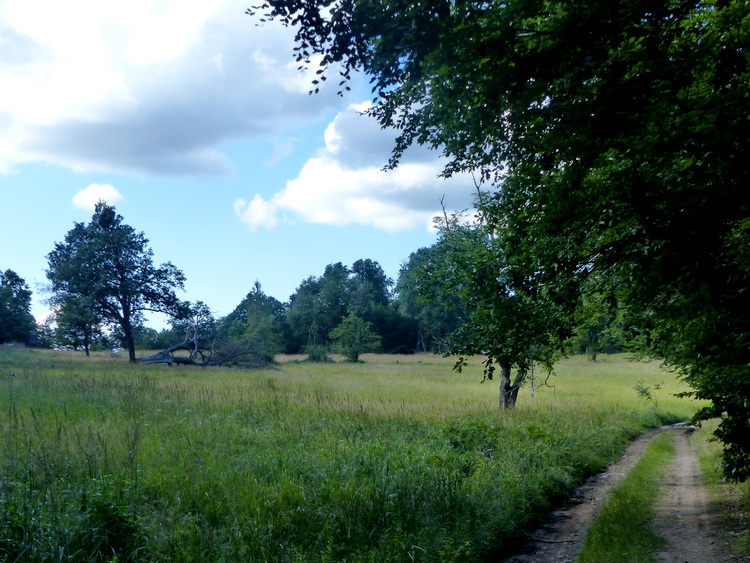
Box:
<box><xmin>0</xmin><ymin>349</ymin><xmax>698</xmax><ymax>562</ymax></box>
<box><xmin>695</xmin><ymin>420</ymin><xmax>750</xmax><ymax>559</ymax></box>
<box><xmin>577</xmin><ymin>431</ymin><xmax>675</xmax><ymax>563</ymax></box>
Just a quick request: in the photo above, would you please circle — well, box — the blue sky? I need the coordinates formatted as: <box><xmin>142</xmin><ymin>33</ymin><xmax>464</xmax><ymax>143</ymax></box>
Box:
<box><xmin>0</xmin><ymin>0</ymin><xmax>475</xmax><ymax>327</ymax></box>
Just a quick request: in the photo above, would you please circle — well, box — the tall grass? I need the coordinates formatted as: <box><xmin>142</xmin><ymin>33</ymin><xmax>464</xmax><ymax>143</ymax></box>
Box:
<box><xmin>577</xmin><ymin>431</ymin><xmax>675</xmax><ymax>562</ymax></box>
<box><xmin>0</xmin><ymin>349</ymin><xmax>697</xmax><ymax>562</ymax></box>
<box><xmin>695</xmin><ymin>420</ymin><xmax>750</xmax><ymax>558</ymax></box>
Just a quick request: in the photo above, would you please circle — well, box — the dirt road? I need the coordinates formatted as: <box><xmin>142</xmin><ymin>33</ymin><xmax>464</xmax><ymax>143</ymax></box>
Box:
<box><xmin>504</xmin><ymin>427</ymin><xmax>743</xmax><ymax>562</ymax></box>
<box><xmin>651</xmin><ymin>427</ymin><xmax>739</xmax><ymax>562</ymax></box>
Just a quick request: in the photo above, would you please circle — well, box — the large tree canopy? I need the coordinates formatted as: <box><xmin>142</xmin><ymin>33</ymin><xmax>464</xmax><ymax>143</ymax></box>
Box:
<box><xmin>46</xmin><ymin>203</ymin><xmax>186</xmax><ymax>363</ymax></box>
<box><xmin>251</xmin><ymin>1</ymin><xmax>750</xmax><ymax>477</ymax></box>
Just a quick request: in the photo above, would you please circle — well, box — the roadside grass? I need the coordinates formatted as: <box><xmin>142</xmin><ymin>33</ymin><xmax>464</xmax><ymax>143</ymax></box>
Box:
<box><xmin>577</xmin><ymin>431</ymin><xmax>676</xmax><ymax>563</ymax></box>
<box><xmin>0</xmin><ymin>349</ymin><xmax>697</xmax><ymax>562</ymax></box>
<box><xmin>695</xmin><ymin>420</ymin><xmax>750</xmax><ymax>559</ymax></box>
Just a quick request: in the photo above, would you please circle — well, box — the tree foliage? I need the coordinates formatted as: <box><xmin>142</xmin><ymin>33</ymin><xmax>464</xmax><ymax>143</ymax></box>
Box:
<box><xmin>285</xmin><ymin>260</ymin><xmax>411</xmax><ymax>354</ymax></box>
<box><xmin>222</xmin><ymin>281</ymin><xmax>287</xmax><ymax>359</ymax></box>
<box><xmin>419</xmin><ymin>210</ymin><xmax>567</xmax><ymax>408</ymax></box>
<box><xmin>53</xmin><ymin>295</ymin><xmax>106</xmax><ymax>356</ymax></box>
<box><xmin>46</xmin><ymin>203</ymin><xmax>186</xmax><ymax>363</ymax></box>
<box><xmin>0</xmin><ymin>269</ymin><xmax>35</xmax><ymax>344</ymax></box>
<box><xmin>329</xmin><ymin>314</ymin><xmax>381</xmax><ymax>362</ymax></box>
<box><xmin>252</xmin><ymin>1</ymin><xmax>750</xmax><ymax>477</ymax></box>
<box><xmin>396</xmin><ymin>246</ymin><xmax>464</xmax><ymax>353</ymax></box>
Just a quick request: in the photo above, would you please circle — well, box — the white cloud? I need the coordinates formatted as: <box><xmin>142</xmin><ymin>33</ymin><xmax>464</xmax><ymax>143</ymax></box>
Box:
<box><xmin>72</xmin><ymin>183</ymin><xmax>125</xmax><ymax>210</ymax></box>
<box><xmin>233</xmin><ymin>195</ymin><xmax>280</xmax><ymax>231</ymax></box>
<box><xmin>0</xmin><ymin>0</ymin><xmax>347</xmax><ymax>177</ymax></box>
<box><xmin>235</xmin><ymin>103</ymin><xmax>474</xmax><ymax>233</ymax></box>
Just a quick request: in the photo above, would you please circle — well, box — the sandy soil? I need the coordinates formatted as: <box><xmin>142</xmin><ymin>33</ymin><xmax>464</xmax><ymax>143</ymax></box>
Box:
<box><xmin>503</xmin><ymin>427</ymin><xmax>745</xmax><ymax>563</ymax></box>
<box><xmin>651</xmin><ymin>427</ymin><xmax>744</xmax><ymax>563</ymax></box>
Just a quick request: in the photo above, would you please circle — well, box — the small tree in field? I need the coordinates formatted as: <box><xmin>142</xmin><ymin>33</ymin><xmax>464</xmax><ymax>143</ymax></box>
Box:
<box><xmin>417</xmin><ymin>209</ymin><xmax>566</xmax><ymax>409</ymax></box>
<box><xmin>329</xmin><ymin>314</ymin><xmax>381</xmax><ymax>362</ymax></box>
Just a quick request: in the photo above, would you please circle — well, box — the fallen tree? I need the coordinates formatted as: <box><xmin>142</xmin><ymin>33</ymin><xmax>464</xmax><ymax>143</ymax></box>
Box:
<box><xmin>140</xmin><ymin>301</ymin><xmax>274</xmax><ymax>368</ymax></box>
<box><xmin>140</xmin><ymin>335</ymin><xmax>273</xmax><ymax>368</ymax></box>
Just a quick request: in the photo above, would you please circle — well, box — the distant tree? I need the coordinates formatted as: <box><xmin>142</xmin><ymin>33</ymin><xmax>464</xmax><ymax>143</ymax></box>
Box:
<box><xmin>53</xmin><ymin>295</ymin><xmax>106</xmax><ymax>355</ymax></box>
<box><xmin>285</xmin><ymin>275</ymin><xmax>322</xmax><ymax>352</ymax></box>
<box><xmin>222</xmin><ymin>281</ymin><xmax>287</xmax><ymax>355</ymax></box>
<box><xmin>350</xmin><ymin>258</ymin><xmax>391</xmax><ymax>310</ymax></box>
<box><xmin>0</xmin><ymin>269</ymin><xmax>35</xmax><ymax>344</ymax></box>
<box><xmin>362</xmin><ymin>305</ymin><xmax>418</xmax><ymax>354</ymax></box>
<box><xmin>286</xmin><ymin>263</ymin><xmax>352</xmax><ymax>351</ymax></box>
<box><xmin>569</xmin><ymin>291</ymin><xmax>627</xmax><ymax>361</ymax></box>
<box><xmin>133</xmin><ymin>327</ymin><xmax>165</xmax><ymax>350</ymax></box>
<box><xmin>395</xmin><ymin>247</ymin><xmax>464</xmax><ymax>353</ymax></box>
<box><xmin>318</xmin><ymin>262</ymin><xmax>352</xmax><ymax>335</ymax></box>
<box><xmin>46</xmin><ymin>203</ymin><xmax>186</xmax><ymax>362</ymax></box>
<box><xmin>348</xmin><ymin>259</ymin><xmax>416</xmax><ymax>353</ymax></box>
<box><xmin>329</xmin><ymin>314</ymin><xmax>381</xmax><ymax>362</ymax></box>
<box><xmin>35</xmin><ymin>316</ymin><xmax>56</xmax><ymax>349</ymax></box>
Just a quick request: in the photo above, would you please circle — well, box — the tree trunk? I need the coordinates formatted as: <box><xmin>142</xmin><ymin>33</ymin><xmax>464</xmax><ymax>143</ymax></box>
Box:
<box><xmin>123</xmin><ymin>323</ymin><xmax>136</xmax><ymax>363</ymax></box>
<box><xmin>499</xmin><ymin>361</ymin><xmax>513</xmax><ymax>410</ymax></box>
<box><xmin>499</xmin><ymin>362</ymin><xmax>527</xmax><ymax>410</ymax></box>
<box><xmin>509</xmin><ymin>369</ymin><xmax>526</xmax><ymax>407</ymax></box>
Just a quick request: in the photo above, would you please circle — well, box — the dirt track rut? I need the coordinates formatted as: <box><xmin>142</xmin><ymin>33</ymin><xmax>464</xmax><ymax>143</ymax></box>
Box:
<box><xmin>651</xmin><ymin>428</ymin><xmax>738</xmax><ymax>562</ymax></box>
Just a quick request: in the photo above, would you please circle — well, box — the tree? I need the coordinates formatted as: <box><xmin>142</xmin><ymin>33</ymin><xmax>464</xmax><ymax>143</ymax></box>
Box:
<box><xmin>35</xmin><ymin>315</ymin><xmax>57</xmax><ymax>349</ymax></box>
<box><xmin>568</xmin><ymin>289</ymin><xmax>627</xmax><ymax>361</ymax></box>
<box><xmin>0</xmin><ymin>269</ymin><xmax>35</xmax><ymax>344</ymax></box>
<box><xmin>53</xmin><ymin>294</ymin><xmax>106</xmax><ymax>355</ymax></box>
<box><xmin>222</xmin><ymin>281</ymin><xmax>287</xmax><ymax>357</ymax></box>
<box><xmin>349</xmin><ymin>259</ymin><xmax>415</xmax><ymax>353</ymax></box>
<box><xmin>329</xmin><ymin>314</ymin><xmax>381</xmax><ymax>362</ymax></box>
<box><xmin>419</xmin><ymin>210</ymin><xmax>567</xmax><ymax>408</ymax></box>
<box><xmin>395</xmin><ymin>246</ymin><xmax>464</xmax><ymax>353</ymax></box>
<box><xmin>46</xmin><ymin>203</ymin><xmax>186</xmax><ymax>363</ymax></box>
<box><xmin>286</xmin><ymin>275</ymin><xmax>325</xmax><ymax>352</ymax></box>
<box><xmin>253</xmin><ymin>1</ymin><xmax>750</xmax><ymax>476</ymax></box>
<box><xmin>350</xmin><ymin>258</ymin><xmax>391</xmax><ymax>311</ymax></box>
<box><xmin>285</xmin><ymin>261</ymin><xmax>416</xmax><ymax>354</ymax></box>
<box><xmin>286</xmin><ymin>263</ymin><xmax>352</xmax><ymax>351</ymax></box>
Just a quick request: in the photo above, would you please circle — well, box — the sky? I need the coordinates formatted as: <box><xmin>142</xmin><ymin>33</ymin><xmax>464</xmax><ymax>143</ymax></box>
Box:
<box><xmin>0</xmin><ymin>0</ymin><xmax>475</xmax><ymax>328</ymax></box>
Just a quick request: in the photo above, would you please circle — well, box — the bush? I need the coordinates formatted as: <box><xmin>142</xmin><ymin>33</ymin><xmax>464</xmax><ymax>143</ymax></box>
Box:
<box><xmin>304</xmin><ymin>344</ymin><xmax>331</xmax><ymax>362</ymax></box>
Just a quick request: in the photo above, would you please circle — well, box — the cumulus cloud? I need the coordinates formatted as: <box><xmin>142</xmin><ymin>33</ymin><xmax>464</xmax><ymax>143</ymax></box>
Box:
<box><xmin>233</xmin><ymin>195</ymin><xmax>280</xmax><ymax>231</ymax></box>
<box><xmin>0</xmin><ymin>0</ymin><xmax>347</xmax><ymax>177</ymax></box>
<box><xmin>235</xmin><ymin>103</ymin><xmax>475</xmax><ymax>233</ymax></box>
<box><xmin>72</xmin><ymin>184</ymin><xmax>125</xmax><ymax>210</ymax></box>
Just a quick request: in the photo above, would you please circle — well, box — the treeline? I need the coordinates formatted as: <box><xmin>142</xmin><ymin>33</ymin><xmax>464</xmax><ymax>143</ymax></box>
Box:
<box><xmin>130</xmin><ymin>258</ymin><xmax>456</xmax><ymax>360</ymax></box>
<box><xmin>1</xmin><ymin>203</ymin><xmax>632</xmax><ymax>365</ymax></box>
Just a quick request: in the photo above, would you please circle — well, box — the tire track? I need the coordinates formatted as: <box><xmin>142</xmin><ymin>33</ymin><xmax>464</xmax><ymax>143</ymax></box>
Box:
<box><xmin>651</xmin><ymin>427</ymin><xmax>740</xmax><ymax>563</ymax></box>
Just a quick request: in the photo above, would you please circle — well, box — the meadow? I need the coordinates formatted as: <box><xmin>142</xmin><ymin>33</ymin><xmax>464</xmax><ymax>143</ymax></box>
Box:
<box><xmin>0</xmin><ymin>349</ymin><xmax>698</xmax><ymax>562</ymax></box>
